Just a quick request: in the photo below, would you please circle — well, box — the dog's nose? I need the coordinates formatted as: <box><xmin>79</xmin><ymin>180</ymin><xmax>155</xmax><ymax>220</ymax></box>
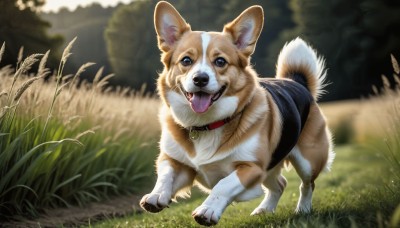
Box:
<box><xmin>193</xmin><ymin>72</ymin><xmax>209</xmax><ymax>87</ymax></box>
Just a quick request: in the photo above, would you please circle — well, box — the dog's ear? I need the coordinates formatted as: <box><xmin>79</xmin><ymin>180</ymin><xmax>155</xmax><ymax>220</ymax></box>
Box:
<box><xmin>154</xmin><ymin>1</ymin><xmax>191</xmax><ymax>52</ymax></box>
<box><xmin>223</xmin><ymin>6</ymin><xmax>264</xmax><ymax>57</ymax></box>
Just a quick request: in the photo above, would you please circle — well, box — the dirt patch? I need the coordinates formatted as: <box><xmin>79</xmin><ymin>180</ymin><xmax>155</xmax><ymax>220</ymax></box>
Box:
<box><xmin>1</xmin><ymin>195</ymin><xmax>143</xmax><ymax>228</ymax></box>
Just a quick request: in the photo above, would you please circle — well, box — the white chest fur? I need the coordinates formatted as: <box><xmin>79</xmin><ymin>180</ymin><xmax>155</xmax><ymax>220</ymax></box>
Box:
<box><xmin>191</xmin><ymin>128</ymin><xmax>224</xmax><ymax>166</ymax></box>
<box><xmin>160</xmin><ymin>121</ymin><xmax>260</xmax><ymax>187</ymax></box>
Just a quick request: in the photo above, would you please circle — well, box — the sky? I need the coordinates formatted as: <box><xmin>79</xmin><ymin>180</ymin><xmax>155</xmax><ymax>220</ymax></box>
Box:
<box><xmin>42</xmin><ymin>0</ymin><xmax>133</xmax><ymax>12</ymax></box>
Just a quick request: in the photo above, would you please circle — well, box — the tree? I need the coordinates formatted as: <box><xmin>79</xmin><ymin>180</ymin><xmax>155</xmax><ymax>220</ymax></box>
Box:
<box><xmin>275</xmin><ymin>0</ymin><xmax>400</xmax><ymax>100</ymax></box>
<box><xmin>105</xmin><ymin>0</ymin><xmax>160</xmax><ymax>91</ymax></box>
<box><xmin>17</xmin><ymin>0</ymin><xmax>45</xmax><ymax>11</ymax></box>
<box><xmin>0</xmin><ymin>0</ymin><xmax>63</xmax><ymax>69</ymax></box>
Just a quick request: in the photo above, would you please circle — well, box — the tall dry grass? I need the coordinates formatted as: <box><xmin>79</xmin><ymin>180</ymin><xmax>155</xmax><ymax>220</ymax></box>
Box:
<box><xmin>366</xmin><ymin>55</ymin><xmax>400</xmax><ymax>228</ymax></box>
<box><xmin>0</xmin><ymin>55</ymin><xmax>160</xmax><ymax>142</ymax></box>
<box><xmin>0</xmin><ymin>40</ymin><xmax>160</xmax><ymax>220</ymax></box>
<box><xmin>321</xmin><ymin>76</ymin><xmax>399</xmax><ymax>144</ymax></box>
<box><xmin>321</xmin><ymin>55</ymin><xmax>400</xmax><ymax>227</ymax></box>
<box><xmin>351</xmin><ymin>56</ymin><xmax>400</xmax><ymax>144</ymax></box>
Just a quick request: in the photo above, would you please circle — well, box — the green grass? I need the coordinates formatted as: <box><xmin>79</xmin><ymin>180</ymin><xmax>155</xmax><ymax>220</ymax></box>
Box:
<box><xmin>0</xmin><ymin>41</ymin><xmax>158</xmax><ymax>220</ymax></box>
<box><xmin>93</xmin><ymin>144</ymin><xmax>400</xmax><ymax>227</ymax></box>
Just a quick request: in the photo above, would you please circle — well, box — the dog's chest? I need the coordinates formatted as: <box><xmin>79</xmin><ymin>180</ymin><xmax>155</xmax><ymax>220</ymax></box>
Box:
<box><xmin>191</xmin><ymin>128</ymin><xmax>259</xmax><ymax>164</ymax></box>
<box><xmin>190</xmin><ymin>129</ymin><xmax>224</xmax><ymax>165</ymax></box>
<box><xmin>161</xmin><ymin>124</ymin><xmax>260</xmax><ymax>187</ymax></box>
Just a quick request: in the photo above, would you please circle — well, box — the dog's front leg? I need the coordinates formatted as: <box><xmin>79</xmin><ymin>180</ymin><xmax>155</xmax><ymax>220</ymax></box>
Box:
<box><xmin>192</xmin><ymin>162</ymin><xmax>264</xmax><ymax>226</ymax></box>
<box><xmin>140</xmin><ymin>153</ymin><xmax>195</xmax><ymax>213</ymax></box>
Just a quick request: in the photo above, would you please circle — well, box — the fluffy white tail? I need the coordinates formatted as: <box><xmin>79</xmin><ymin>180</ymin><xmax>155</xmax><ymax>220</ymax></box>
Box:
<box><xmin>276</xmin><ymin>37</ymin><xmax>326</xmax><ymax>100</ymax></box>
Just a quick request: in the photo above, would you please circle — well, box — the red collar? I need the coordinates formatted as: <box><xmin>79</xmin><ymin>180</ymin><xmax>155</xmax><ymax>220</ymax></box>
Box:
<box><xmin>191</xmin><ymin>118</ymin><xmax>232</xmax><ymax>131</ymax></box>
<box><xmin>188</xmin><ymin>111</ymin><xmax>242</xmax><ymax>140</ymax></box>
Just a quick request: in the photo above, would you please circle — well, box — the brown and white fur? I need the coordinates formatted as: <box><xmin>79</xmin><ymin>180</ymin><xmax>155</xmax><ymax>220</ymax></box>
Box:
<box><xmin>140</xmin><ymin>1</ymin><xmax>334</xmax><ymax>226</ymax></box>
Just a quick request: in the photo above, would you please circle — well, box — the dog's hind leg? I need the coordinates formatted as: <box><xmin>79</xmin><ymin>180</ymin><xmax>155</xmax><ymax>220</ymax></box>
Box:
<box><xmin>251</xmin><ymin>163</ymin><xmax>287</xmax><ymax>215</ymax></box>
<box><xmin>290</xmin><ymin>104</ymin><xmax>334</xmax><ymax>213</ymax></box>
<box><xmin>289</xmin><ymin>146</ymin><xmax>315</xmax><ymax>213</ymax></box>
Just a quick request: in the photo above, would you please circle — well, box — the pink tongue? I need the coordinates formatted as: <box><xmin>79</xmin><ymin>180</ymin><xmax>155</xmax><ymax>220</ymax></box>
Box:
<box><xmin>190</xmin><ymin>92</ymin><xmax>212</xmax><ymax>113</ymax></box>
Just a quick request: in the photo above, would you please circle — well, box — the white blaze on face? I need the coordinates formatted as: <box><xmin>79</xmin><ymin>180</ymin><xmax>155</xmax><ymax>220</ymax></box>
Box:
<box><xmin>182</xmin><ymin>33</ymin><xmax>220</xmax><ymax>113</ymax></box>
<box><xmin>197</xmin><ymin>32</ymin><xmax>218</xmax><ymax>92</ymax></box>
<box><xmin>201</xmin><ymin>33</ymin><xmax>210</xmax><ymax>63</ymax></box>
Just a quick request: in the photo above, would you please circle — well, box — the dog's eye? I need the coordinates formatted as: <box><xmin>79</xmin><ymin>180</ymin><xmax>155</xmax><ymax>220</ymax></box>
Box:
<box><xmin>214</xmin><ymin>57</ymin><xmax>227</xmax><ymax>67</ymax></box>
<box><xmin>180</xmin><ymin>56</ymin><xmax>192</xmax><ymax>66</ymax></box>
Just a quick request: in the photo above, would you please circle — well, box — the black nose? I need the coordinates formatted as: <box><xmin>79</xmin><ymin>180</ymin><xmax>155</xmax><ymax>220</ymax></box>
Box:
<box><xmin>193</xmin><ymin>72</ymin><xmax>209</xmax><ymax>87</ymax></box>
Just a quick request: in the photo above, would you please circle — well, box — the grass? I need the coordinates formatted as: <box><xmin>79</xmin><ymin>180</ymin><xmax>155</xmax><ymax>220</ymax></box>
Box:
<box><xmin>93</xmin><ymin>145</ymin><xmax>399</xmax><ymax>227</ymax></box>
<box><xmin>0</xmin><ymin>41</ymin><xmax>160</xmax><ymax>220</ymax></box>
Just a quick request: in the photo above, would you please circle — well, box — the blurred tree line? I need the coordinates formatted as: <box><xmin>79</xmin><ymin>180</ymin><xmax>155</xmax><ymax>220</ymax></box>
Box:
<box><xmin>1</xmin><ymin>0</ymin><xmax>399</xmax><ymax>101</ymax></box>
<box><xmin>105</xmin><ymin>0</ymin><xmax>400</xmax><ymax>100</ymax></box>
<box><xmin>0</xmin><ymin>0</ymin><xmax>62</xmax><ymax>69</ymax></box>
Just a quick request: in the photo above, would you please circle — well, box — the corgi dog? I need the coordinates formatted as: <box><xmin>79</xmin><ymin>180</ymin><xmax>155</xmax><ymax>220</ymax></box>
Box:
<box><xmin>140</xmin><ymin>1</ymin><xmax>334</xmax><ymax>226</ymax></box>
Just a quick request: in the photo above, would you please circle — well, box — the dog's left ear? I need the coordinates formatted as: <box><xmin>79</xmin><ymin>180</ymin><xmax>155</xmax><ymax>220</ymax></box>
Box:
<box><xmin>223</xmin><ymin>6</ymin><xmax>264</xmax><ymax>57</ymax></box>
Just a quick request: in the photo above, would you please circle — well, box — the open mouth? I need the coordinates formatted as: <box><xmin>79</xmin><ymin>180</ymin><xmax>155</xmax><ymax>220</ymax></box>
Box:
<box><xmin>182</xmin><ymin>85</ymin><xmax>227</xmax><ymax>113</ymax></box>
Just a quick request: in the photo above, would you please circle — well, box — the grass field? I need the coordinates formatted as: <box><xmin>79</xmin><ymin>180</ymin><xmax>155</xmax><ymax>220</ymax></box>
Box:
<box><xmin>1</xmin><ymin>42</ymin><xmax>399</xmax><ymax>227</ymax></box>
<box><xmin>92</xmin><ymin>144</ymin><xmax>400</xmax><ymax>228</ymax></box>
<box><xmin>0</xmin><ymin>41</ymin><xmax>160</xmax><ymax>220</ymax></box>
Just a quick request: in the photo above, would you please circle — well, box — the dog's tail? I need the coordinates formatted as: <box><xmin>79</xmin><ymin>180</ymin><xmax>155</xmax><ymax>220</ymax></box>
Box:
<box><xmin>276</xmin><ymin>37</ymin><xmax>327</xmax><ymax>101</ymax></box>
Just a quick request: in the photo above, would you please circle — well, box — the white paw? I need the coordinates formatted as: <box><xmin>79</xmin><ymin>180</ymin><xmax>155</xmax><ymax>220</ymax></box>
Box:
<box><xmin>140</xmin><ymin>192</ymin><xmax>171</xmax><ymax>213</ymax></box>
<box><xmin>192</xmin><ymin>205</ymin><xmax>221</xmax><ymax>226</ymax></box>
<box><xmin>295</xmin><ymin>205</ymin><xmax>311</xmax><ymax>214</ymax></box>
<box><xmin>250</xmin><ymin>207</ymin><xmax>274</xmax><ymax>216</ymax></box>
<box><xmin>295</xmin><ymin>197</ymin><xmax>312</xmax><ymax>214</ymax></box>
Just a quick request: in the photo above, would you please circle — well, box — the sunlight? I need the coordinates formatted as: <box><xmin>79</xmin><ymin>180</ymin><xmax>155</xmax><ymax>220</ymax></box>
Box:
<box><xmin>16</xmin><ymin>0</ymin><xmax>36</xmax><ymax>10</ymax></box>
<box><xmin>42</xmin><ymin>0</ymin><xmax>133</xmax><ymax>12</ymax></box>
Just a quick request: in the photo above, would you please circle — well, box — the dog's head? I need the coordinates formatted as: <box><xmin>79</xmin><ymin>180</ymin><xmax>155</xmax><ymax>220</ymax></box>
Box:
<box><xmin>154</xmin><ymin>1</ymin><xmax>263</xmax><ymax>127</ymax></box>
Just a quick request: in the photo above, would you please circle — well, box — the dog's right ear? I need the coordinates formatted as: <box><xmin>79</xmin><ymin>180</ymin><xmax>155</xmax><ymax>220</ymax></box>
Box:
<box><xmin>154</xmin><ymin>1</ymin><xmax>190</xmax><ymax>52</ymax></box>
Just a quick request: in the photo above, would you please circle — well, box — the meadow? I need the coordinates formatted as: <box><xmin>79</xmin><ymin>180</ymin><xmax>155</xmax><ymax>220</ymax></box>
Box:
<box><xmin>0</xmin><ymin>40</ymin><xmax>399</xmax><ymax>227</ymax></box>
<box><xmin>0</xmin><ymin>40</ymin><xmax>160</xmax><ymax>221</ymax></box>
<box><xmin>94</xmin><ymin>145</ymin><xmax>399</xmax><ymax>227</ymax></box>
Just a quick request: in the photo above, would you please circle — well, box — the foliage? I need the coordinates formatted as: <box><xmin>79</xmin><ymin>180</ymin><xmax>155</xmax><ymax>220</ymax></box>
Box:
<box><xmin>0</xmin><ymin>41</ymin><xmax>160</xmax><ymax>221</ymax></box>
<box><xmin>0</xmin><ymin>0</ymin><xmax>63</xmax><ymax>70</ymax></box>
<box><xmin>17</xmin><ymin>0</ymin><xmax>45</xmax><ymax>11</ymax></box>
<box><xmin>105</xmin><ymin>0</ymin><xmax>160</xmax><ymax>91</ymax></box>
<box><xmin>271</xmin><ymin>0</ymin><xmax>400</xmax><ymax>101</ymax></box>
